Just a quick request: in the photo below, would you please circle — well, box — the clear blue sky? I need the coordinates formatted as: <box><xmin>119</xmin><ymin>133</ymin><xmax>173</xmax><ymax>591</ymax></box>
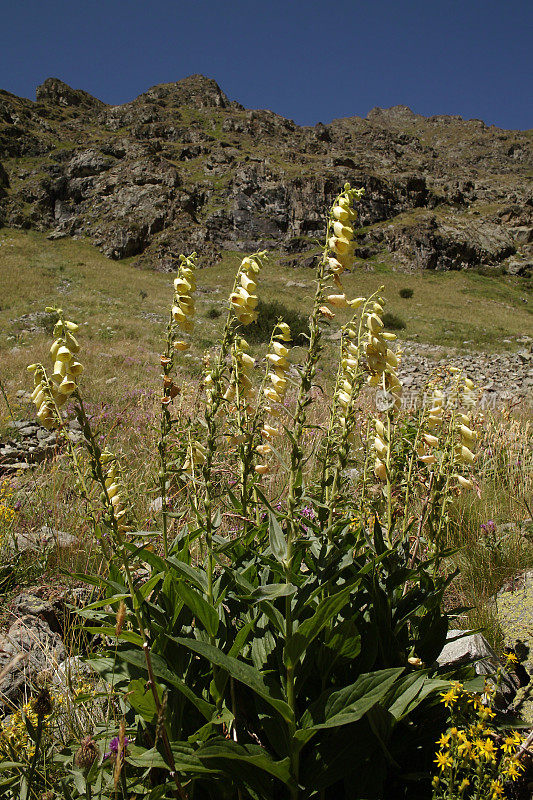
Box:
<box><xmin>1</xmin><ymin>0</ymin><xmax>531</xmax><ymax>130</ymax></box>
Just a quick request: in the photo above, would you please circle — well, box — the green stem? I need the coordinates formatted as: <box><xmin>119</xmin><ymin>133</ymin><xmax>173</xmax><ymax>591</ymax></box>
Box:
<box><xmin>26</xmin><ymin>716</ymin><xmax>44</xmax><ymax>799</ymax></box>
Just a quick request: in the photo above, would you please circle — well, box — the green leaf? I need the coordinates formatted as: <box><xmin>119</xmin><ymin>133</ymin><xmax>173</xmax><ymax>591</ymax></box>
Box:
<box><xmin>300</xmin><ymin>668</ymin><xmax>404</xmax><ymax>732</ymax></box>
<box><xmin>284</xmin><ymin>582</ymin><xmax>356</xmax><ymax>667</ymax></box>
<box><xmin>167</xmin><ymin>557</ymin><xmax>208</xmax><ymax>591</ymax></box>
<box><xmin>198</xmin><ymin>742</ymin><xmax>294</xmax><ymax>786</ymax></box>
<box><xmin>173</xmin><ymin>637</ymin><xmax>293</xmax><ymax>723</ymax></box>
<box><xmin>84</xmin><ymin>627</ymin><xmax>144</xmax><ymax>646</ymax></box>
<box><xmin>175</xmin><ymin>582</ymin><xmax>219</xmax><ymax>637</ymax></box>
<box><xmin>250</xmin><ymin>583</ymin><xmax>297</xmax><ymax>603</ymax></box>
<box><xmin>268</xmin><ymin>512</ymin><xmax>287</xmax><ymax>563</ymax></box>
<box><xmin>127</xmin><ymin>678</ymin><xmax>163</xmax><ymax>723</ymax></box>
<box><xmin>118</xmin><ymin>648</ymin><xmax>214</xmax><ymax>720</ymax></box>
<box><xmin>228</xmin><ymin>618</ymin><xmax>257</xmax><ymax>658</ymax></box>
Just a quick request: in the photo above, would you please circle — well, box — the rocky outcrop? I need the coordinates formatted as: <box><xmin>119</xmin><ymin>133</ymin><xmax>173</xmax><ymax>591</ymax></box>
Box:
<box><xmin>36</xmin><ymin>77</ymin><xmax>104</xmax><ymax>109</ymax></box>
<box><xmin>0</xmin><ymin>76</ymin><xmax>531</xmax><ymax>271</ymax></box>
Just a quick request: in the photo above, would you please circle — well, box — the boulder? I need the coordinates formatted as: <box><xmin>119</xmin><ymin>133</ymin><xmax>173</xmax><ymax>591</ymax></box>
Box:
<box><xmin>437</xmin><ymin>629</ymin><xmax>520</xmax><ymax>706</ymax></box>
<box><xmin>0</xmin><ymin>615</ymin><xmax>66</xmax><ymax>703</ymax></box>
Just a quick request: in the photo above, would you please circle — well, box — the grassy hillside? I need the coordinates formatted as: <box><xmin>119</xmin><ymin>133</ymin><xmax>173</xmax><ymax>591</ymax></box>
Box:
<box><xmin>1</xmin><ymin>228</ymin><xmax>531</xmax><ymax>408</ymax></box>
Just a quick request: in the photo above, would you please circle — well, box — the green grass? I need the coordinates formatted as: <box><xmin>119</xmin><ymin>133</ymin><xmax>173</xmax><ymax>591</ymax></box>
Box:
<box><xmin>0</xmin><ymin>226</ymin><xmax>531</xmax><ymax>410</ymax></box>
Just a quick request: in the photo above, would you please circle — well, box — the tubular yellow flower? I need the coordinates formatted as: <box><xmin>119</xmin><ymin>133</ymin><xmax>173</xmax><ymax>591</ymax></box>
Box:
<box><xmin>374</xmin><ymin>459</ymin><xmax>387</xmax><ymax>481</ymax></box>
<box><xmin>456</xmin><ymin>444</ymin><xmax>475</xmax><ymax>465</ymax></box>
<box><xmin>262</xmin><ymin>424</ymin><xmax>280</xmax><ymax>439</ymax></box>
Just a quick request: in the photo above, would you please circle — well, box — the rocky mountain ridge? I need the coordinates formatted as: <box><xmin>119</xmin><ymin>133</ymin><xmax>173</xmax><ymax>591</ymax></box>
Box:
<box><xmin>0</xmin><ymin>75</ymin><xmax>531</xmax><ymax>273</ymax></box>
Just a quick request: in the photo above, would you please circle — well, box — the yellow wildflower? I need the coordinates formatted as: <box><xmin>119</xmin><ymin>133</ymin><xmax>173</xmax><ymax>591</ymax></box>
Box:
<box><xmin>434</xmin><ymin>750</ymin><xmax>453</xmax><ymax>771</ymax></box>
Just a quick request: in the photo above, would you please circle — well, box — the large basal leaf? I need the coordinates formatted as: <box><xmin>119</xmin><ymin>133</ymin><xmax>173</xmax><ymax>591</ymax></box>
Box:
<box><xmin>175</xmin><ymin>582</ymin><xmax>219</xmax><ymax>637</ymax></box>
<box><xmin>299</xmin><ymin>668</ymin><xmax>404</xmax><ymax>733</ymax></box>
<box><xmin>127</xmin><ymin>743</ymin><xmax>215</xmax><ymax>775</ymax></box>
<box><xmin>173</xmin><ymin>636</ymin><xmax>294</xmax><ymax>723</ymax></box>
<box><xmin>197</xmin><ymin>740</ymin><xmax>294</xmax><ymax>790</ymax></box>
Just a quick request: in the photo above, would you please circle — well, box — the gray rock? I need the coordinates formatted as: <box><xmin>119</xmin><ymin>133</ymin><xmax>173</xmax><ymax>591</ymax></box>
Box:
<box><xmin>0</xmin><ymin>615</ymin><xmax>66</xmax><ymax>703</ymax></box>
<box><xmin>437</xmin><ymin>629</ymin><xmax>519</xmax><ymax>705</ymax></box>
<box><xmin>8</xmin><ymin>525</ymin><xmax>77</xmax><ymax>554</ymax></box>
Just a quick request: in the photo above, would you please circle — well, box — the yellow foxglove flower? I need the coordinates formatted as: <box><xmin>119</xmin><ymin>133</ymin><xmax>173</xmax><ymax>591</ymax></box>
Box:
<box><xmin>275</xmin><ymin>323</ymin><xmax>292</xmax><ymax>341</ymax></box>
<box><xmin>366</xmin><ymin>314</ymin><xmax>384</xmax><ymax>334</ymax></box>
<box><xmin>58</xmin><ymin>378</ymin><xmax>76</xmax><ymax>395</ymax></box>
<box><xmin>375</xmin><ymin>419</ymin><xmax>386</xmax><ymax>439</ymax></box>
<box><xmin>240</xmin><ymin>352</ymin><xmax>255</xmax><ymax>370</ymax></box>
<box><xmin>332</xmin><ymin>205</ymin><xmax>351</xmax><ymax>222</ymax></box>
<box><xmin>374</xmin><ymin>459</ymin><xmax>387</xmax><ymax>481</ymax></box>
<box><xmin>338</xmin><ymin>390</ymin><xmax>351</xmax><ymax>408</ymax></box>
<box><xmin>255</xmin><ymin>464</ymin><xmax>270</xmax><ymax>474</ymax></box>
<box><xmin>374</xmin><ymin>436</ymin><xmax>388</xmax><ymax>458</ymax></box>
<box><xmin>456</xmin><ymin>445</ymin><xmax>475</xmax><ymax>464</ymax></box>
<box><xmin>256</xmin><ymin>444</ymin><xmax>272</xmax><ymax>455</ymax></box>
<box><xmin>56</xmin><ymin>345</ymin><xmax>73</xmax><ymax>363</ymax></box>
<box><xmin>271</xmin><ymin>374</ymin><xmax>287</xmax><ymax>392</ymax></box>
<box><xmin>327</xmin><ymin>294</ymin><xmax>349</xmax><ymax>308</ymax></box>
<box><xmin>457</xmin><ymin>475</ymin><xmax>474</xmax><ymax>489</ymax></box>
<box><xmin>267</xmin><ymin>353</ymin><xmax>288</xmax><ymax>369</ymax></box>
<box><xmin>174</xmin><ymin>341</ymin><xmax>189</xmax><ymax>351</ymax></box>
<box><xmin>459</xmin><ymin>424</ymin><xmax>476</xmax><ymax>442</ymax></box>
<box><xmin>333</xmin><ymin>221</ymin><xmax>353</xmax><ymax>239</ymax></box>
<box><xmin>262</xmin><ymin>424</ymin><xmax>280</xmax><ymax>439</ymax></box>
<box><xmin>328</xmin><ymin>257</ymin><xmax>344</xmax><ymax>273</ymax></box>
<box><xmin>419</xmin><ymin>454</ymin><xmax>436</xmax><ymax>465</ymax></box>
<box><xmin>69</xmin><ymin>361</ymin><xmax>84</xmax><ymax>376</ymax></box>
<box><xmin>240</xmin><ymin>273</ymin><xmax>257</xmax><ymax>292</ymax></box>
<box><xmin>272</xmin><ymin>341</ymin><xmax>289</xmax><ymax>357</ymax></box>
<box><xmin>174</xmin><ymin>277</ymin><xmax>193</xmax><ymax>293</ymax></box>
<box><xmin>349</xmin><ymin>297</ymin><xmax>365</xmax><ymax>308</ymax></box>
<box><xmin>265</xmin><ymin>387</ymin><xmax>282</xmax><ymax>403</ymax></box>
<box><xmin>423</xmin><ymin>434</ymin><xmax>439</xmax><ymax>447</ymax></box>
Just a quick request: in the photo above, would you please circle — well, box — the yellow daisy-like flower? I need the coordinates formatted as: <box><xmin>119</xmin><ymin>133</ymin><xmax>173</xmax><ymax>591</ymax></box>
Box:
<box><xmin>436</xmin><ymin>732</ymin><xmax>450</xmax><ymax>747</ymax></box>
<box><xmin>458</xmin><ymin>778</ymin><xmax>470</xmax><ymax>794</ymax></box>
<box><xmin>434</xmin><ymin>750</ymin><xmax>453</xmax><ymax>771</ymax></box>
<box><xmin>503</xmin><ymin>760</ymin><xmax>523</xmax><ymax>781</ymax></box>
<box><xmin>440</xmin><ymin>688</ymin><xmax>459</xmax><ymax>708</ymax></box>
<box><xmin>490</xmin><ymin>779</ymin><xmax>504</xmax><ymax>798</ymax></box>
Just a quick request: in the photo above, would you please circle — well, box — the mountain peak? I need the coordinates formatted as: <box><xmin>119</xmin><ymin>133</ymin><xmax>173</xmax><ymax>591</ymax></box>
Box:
<box><xmin>36</xmin><ymin>78</ymin><xmax>104</xmax><ymax>109</ymax></box>
<box><xmin>366</xmin><ymin>105</ymin><xmax>417</xmax><ymax>122</ymax></box>
<box><xmin>134</xmin><ymin>74</ymin><xmax>230</xmax><ymax>109</ymax></box>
